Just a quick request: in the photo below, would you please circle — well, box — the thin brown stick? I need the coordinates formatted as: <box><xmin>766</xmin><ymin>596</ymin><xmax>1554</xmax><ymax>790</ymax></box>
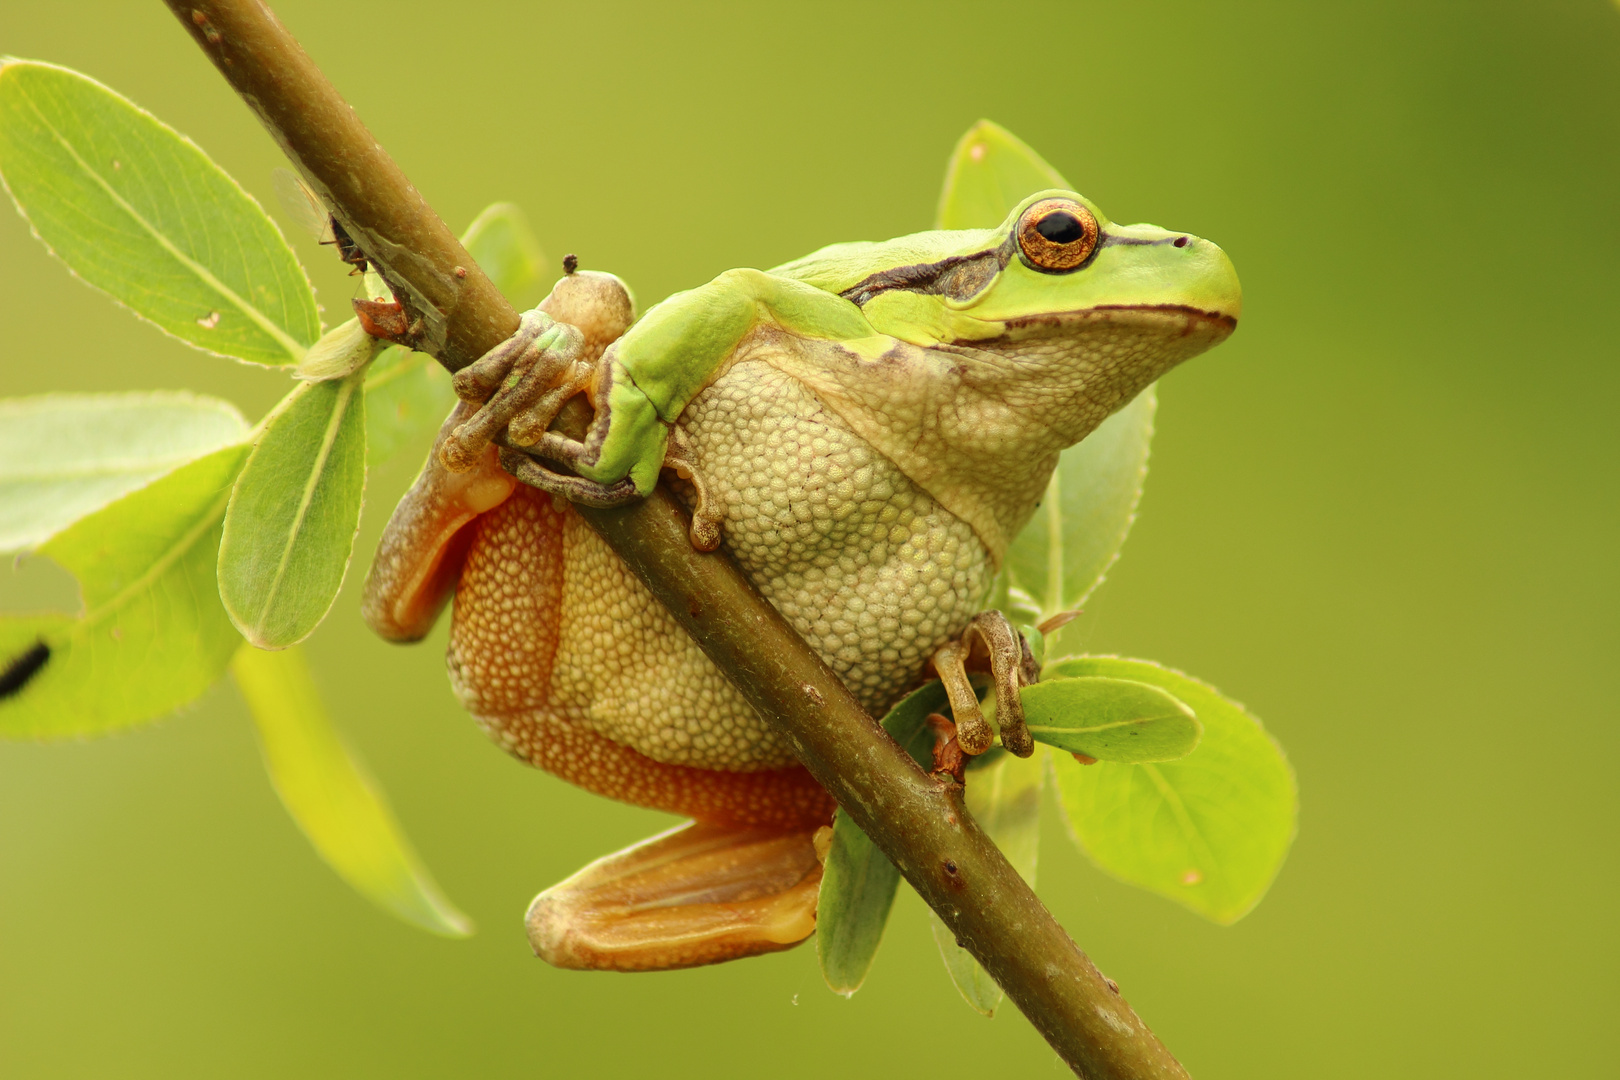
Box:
<box><xmin>164</xmin><ymin>3</ymin><xmax>1189</xmax><ymax>1076</ymax></box>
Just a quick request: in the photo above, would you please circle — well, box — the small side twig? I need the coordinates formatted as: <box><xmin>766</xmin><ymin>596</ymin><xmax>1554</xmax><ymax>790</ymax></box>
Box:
<box><xmin>165</xmin><ymin>3</ymin><xmax>1189</xmax><ymax>1076</ymax></box>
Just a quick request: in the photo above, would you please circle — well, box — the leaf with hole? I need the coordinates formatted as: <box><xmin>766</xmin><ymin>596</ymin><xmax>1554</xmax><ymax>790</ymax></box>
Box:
<box><xmin>231</xmin><ymin>644</ymin><xmax>471</xmax><ymax>937</ymax></box>
<box><xmin>0</xmin><ymin>60</ymin><xmax>318</xmax><ymax>365</ymax></box>
<box><xmin>218</xmin><ymin>373</ymin><xmax>367</xmax><ymax>648</ymax></box>
<box><xmin>817</xmin><ymin>681</ymin><xmax>944</xmax><ymax>996</ymax></box>
<box><xmin>1022</xmin><ymin>676</ymin><xmax>1201</xmax><ymax>763</ymax></box>
<box><xmin>0</xmin><ymin>391</ymin><xmax>247</xmax><ymax>552</ymax></box>
<box><xmin>0</xmin><ymin>443</ymin><xmax>248</xmax><ymax>738</ymax></box>
<box><xmin>1047</xmin><ymin>656</ymin><xmax>1296</xmax><ymax>924</ymax></box>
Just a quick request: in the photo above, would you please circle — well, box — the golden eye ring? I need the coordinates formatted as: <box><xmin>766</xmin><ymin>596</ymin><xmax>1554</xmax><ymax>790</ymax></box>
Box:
<box><xmin>1016</xmin><ymin>199</ymin><xmax>1099</xmax><ymax>273</ymax></box>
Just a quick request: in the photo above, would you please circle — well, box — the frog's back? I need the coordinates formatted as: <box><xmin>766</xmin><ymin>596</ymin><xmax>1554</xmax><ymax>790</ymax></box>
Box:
<box><xmin>769</xmin><ymin>225</ymin><xmax>1000</xmax><ymax>293</ymax></box>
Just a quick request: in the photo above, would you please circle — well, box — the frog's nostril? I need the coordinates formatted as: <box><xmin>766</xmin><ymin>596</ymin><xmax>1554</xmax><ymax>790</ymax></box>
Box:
<box><xmin>1173</xmin><ymin>236</ymin><xmax>1189</xmax><ymax>249</ymax></box>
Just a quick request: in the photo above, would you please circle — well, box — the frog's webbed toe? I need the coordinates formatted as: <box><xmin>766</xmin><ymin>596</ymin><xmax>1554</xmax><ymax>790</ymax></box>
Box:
<box><xmin>495</xmin><ymin>443</ymin><xmax>639</xmax><ymax>508</ymax></box>
<box><xmin>440</xmin><ymin>310</ymin><xmax>592</xmax><ymax>473</ymax></box>
<box><xmin>527</xmin><ymin>821</ymin><xmax>829</xmax><ymax>971</ymax></box>
<box><xmin>930</xmin><ymin>610</ymin><xmax>1041</xmax><ymax>757</ymax></box>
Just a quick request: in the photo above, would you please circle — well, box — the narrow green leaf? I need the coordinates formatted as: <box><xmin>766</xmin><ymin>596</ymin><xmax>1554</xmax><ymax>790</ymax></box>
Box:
<box><xmin>1047</xmin><ymin>656</ymin><xmax>1297</xmax><ymax>924</ymax></box>
<box><xmin>928</xmin><ymin>746</ymin><xmax>1044</xmax><ymax>1016</ymax></box>
<box><xmin>935</xmin><ymin>119</ymin><xmax>1069</xmax><ymax>231</ymax></box>
<box><xmin>1004</xmin><ymin>389</ymin><xmax>1156</xmax><ymax>621</ymax></box>
<box><xmin>0</xmin><ymin>443</ymin><xmax>248</xmax><ymax>738</ymax></box>
<box><xmin>0</xmin><ymin>61</ymin><xmax>319</xmax><ymax>365</ymax></box>
<box><xmin>0</xmin><ymin>391</ymin><xmax>247</xmax><ymax>551</ymax></box>
<box><xmin>817</xmin><ymin>681</ymin><xmax>944</xmax><ymax>996</ymax></box>
<box><xmin>364</xmin><ymin>202</ymin><xmax>544</xmax><ymax>466</ymax></box>
<box><xmin>1022</xmin><ymin>675</ymin><xmax>1201</xmax><ymax>763</ymax></box>
<box><xmin>231</xmin><ymin>644</ymin><xmax>472</xmax><ymax>937</ymax></box>
<box><xmin>936</xmin><ymin>120</ymin><xmax>1156</xmax><ymax>628</ymax></box>
<box><xmin>219</xmin><ymin>374</ymin><xmax>367</xmax><ymax>648</ymax></box>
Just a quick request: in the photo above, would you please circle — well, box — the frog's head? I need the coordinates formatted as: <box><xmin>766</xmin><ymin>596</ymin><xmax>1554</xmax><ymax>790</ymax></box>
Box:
<box><xmin>830</xmin><ymin>189</ymin><xmax>1241</xmax><ymax>447</ymax></box>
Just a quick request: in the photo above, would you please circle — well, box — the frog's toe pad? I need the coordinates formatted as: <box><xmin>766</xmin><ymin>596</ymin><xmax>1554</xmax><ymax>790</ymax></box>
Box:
<box><xmin>527</xmin><ymin>821</ymin><xmax>824</xmax><ymax>971</ymax></box>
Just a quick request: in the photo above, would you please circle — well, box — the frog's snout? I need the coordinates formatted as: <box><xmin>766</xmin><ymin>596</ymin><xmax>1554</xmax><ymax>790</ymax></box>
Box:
<box><xmin>1107</xmin><ymin>222</ymin><xmax>1243</xmax><ymax>325</ymax></box>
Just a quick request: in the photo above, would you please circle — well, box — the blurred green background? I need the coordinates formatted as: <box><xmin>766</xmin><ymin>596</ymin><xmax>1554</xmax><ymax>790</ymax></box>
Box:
<box><xmin>2</xmin><ymin>1</ymin><xmax>1617</xmax><ymax>1076</ymax></box>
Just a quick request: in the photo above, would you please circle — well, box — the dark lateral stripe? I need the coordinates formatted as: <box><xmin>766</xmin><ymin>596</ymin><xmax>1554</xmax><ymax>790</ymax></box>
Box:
<box><xmin>839</xmin><ymin>234</ymin><xmax>1019</xmax><ymax>307</ymax></box>
<box><xmin>0</xmin><ymin>640</ymin><xmax>50</xmax><ymax>700</ymax></box>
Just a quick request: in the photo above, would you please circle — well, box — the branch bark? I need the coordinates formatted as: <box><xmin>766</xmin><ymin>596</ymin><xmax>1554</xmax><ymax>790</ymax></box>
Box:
<box><xmin>164</xmin><ymin>3</ymin><xmax>1189</xmax><ymax>1076</ymax></box>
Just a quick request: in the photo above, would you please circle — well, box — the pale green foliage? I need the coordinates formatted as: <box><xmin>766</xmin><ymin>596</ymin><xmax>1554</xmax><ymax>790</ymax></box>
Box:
<box><xmin>0</xmin><ymin>60</ymin><xmax>318</xmax><ymax>365</ymax></box>
<box><xmin>817</xmin><ymin>681</ymin><xmax>943</xmax><ymax>995</ymax></box>
<box><xmin>1047</xmin><ymin>657</ymin><xmax>1297</xmax><ymax>924</ymax></box>
<box><xmin>0</xmin><ymin>443</ymin><xmax>248</xmax><ymax>737</ymax></box>
<box><xmin>365</xmin><ymin>202</ymin><xmax>546</xmax><ymax>466</ymax></box>
<box><xmin>219</xmin><ymin>373</ymin><xmax>367</xmax><ymax>649</ymax></box>
<box><xmin>1004</xmin><ymin>393</ymin><xmax>1156</xmax><ymax>623</ymax></box>
<box><xmin>232</xmin><ymin>645</ymin><xmax>472</xmax><ymax>936</ymax></box>
<box><xmin>1022</xmin><ymin>676</ymin><xmax>1201</xmax><ymax>763</ymax></box>
<box><xmin>936</xmin><ymin>120</ymin><xmax>1068</xmax><ymax>232</ymax></box>
<box><xmin>928</xmin><ymin>747</ymin><xmax>1044</xmax><ymax>1016</ymax></box>
<box><xmin>0</xmin><ymin>391</ymin><xmax>247</xmax><ymax>551</ymax></box>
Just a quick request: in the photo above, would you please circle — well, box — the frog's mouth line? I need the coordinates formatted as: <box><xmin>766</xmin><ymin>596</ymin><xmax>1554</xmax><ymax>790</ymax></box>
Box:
<box><xmin>974</xmin><ymin>303</ymin><xmax>1238</xmax><ymax>345</ymax></box>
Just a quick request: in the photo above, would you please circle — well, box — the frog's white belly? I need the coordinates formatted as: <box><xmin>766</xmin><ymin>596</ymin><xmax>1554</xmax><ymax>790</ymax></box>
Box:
<box><xmin>454</xmin><ymin>356</ymin><xmax>993</xmax><ymax>773</ymax></box>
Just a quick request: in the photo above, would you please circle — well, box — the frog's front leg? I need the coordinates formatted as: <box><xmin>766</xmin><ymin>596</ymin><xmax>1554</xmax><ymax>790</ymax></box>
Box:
<box><xmin>931</xmin><ymin>611</ymin><xmax>1041</xmax><ymax>757</ymax></box>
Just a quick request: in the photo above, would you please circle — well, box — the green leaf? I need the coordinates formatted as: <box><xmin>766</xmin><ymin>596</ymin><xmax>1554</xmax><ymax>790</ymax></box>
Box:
<box><xmin>461</xmin><ymin>201</ymin><xmax>547</xmax><ymax>305</ymax></box>
<box><xmin>1046</xmin><ymin>657</ymin><xmax>1297</xmax><ymax>924</ymax></box>
<box><xmin>1003</xmin><ymin>390</ymin><xmax>1156</xmax><ymax>621</ymax></box>
<box><xmin>0</xmin><ymin>391</ymin><xmax>247</xmax><ymax>552</ymax></box>
<box><xmin>363</xmin><ymin>347</ymin><xmax>455</xmax><ymax>466</ymax></box>
<box><xmin>231</xmin><ymin>644</ymin><xmax>472</xmax><ymax>937</ymax></box>
<box><xmin>0</xmin><ymin>60</ymin><xmax>318</xmax><ymax>365</ymax></box>
<box><xmin>0</xmin><ymin>443</ymin><xmax>248</xmax><ymax>738</ymax></box>
<box><xmin>1021</xmin><ymin>675</ymin><xmax>1201</xmax><ymax>763</ymax></box>
<box><xmin>364</xmin><ymin>203</ymin><xmax>543</xmax><ymax>466</ymax></box>
<box><xmin>817</xmin><ymin>681</ymin><xmax>945</xmax><ymax>996</ymax></box>
<box><xmin>219</xmin><ymin>374</ymin><xmax>367</xmax><ymax>648</ymax></box>
<box><xmin>928</xmin><ymin>746</ymin><xmax>1044</xmax><ymax>1016</ymax></box>
<box><xmin>936</xmin><ymin>120</ymin><xmax>1156</xmax><ymax>628</ymax></box>
<box><xmin>935</xmin><ymin>119</ymin><xmax>1069</xmax><ymax>231</ymax></box>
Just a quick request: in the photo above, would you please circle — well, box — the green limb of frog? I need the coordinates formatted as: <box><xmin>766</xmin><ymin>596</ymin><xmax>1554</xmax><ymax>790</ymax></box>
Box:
<box><xmin>459</xmin><ymin>267</ymin><xmax>887</xmax><ymax>518</ymax></box>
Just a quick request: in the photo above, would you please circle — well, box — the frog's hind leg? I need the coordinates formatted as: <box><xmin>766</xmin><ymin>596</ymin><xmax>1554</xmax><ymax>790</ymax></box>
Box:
<box><xmin>527</xmin><ymin>820</ymin><xmax>830</xmax><ymax>972</ymax></box>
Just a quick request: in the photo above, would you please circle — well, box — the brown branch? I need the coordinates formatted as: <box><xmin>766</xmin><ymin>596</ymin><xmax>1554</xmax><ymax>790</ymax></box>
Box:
<box><xmin>164</xmin><ymin>3</ymin><xmax>1189</xmax><ymax>1076</ymax></box>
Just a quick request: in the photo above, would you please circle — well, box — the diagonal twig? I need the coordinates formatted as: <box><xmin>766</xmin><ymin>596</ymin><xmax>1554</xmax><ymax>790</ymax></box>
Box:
<box><xmin>162</xmin><ymin>3</ymin><xmax>1189</xmax><ymax>1076</ymax></box>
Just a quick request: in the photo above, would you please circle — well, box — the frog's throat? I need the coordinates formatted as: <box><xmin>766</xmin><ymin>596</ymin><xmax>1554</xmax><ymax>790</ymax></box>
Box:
<box><xmin>764</xmin><ymin>303</ymin><xmax>1235</xmax><ymax>567</ymax></box>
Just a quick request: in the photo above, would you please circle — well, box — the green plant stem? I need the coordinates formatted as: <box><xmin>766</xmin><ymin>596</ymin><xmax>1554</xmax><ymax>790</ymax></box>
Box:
<box><xmin>164</xmin><ymin>3</ymin><xmax>1188</xmax><ymax>1075</ymax></box>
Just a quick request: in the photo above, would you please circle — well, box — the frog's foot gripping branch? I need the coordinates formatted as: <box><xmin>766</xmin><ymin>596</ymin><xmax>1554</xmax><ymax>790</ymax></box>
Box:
<box><xmin>527</xmin><ymin>821</ymin><xmax>830</xmax><ymax>971</ymax></box>
<box><xmin>931</xmin><ymin>611</ymin><xmax>1041</xmax><ymax>757</ymax></box>
<box><xmin>440</xmin><ymin>309</ymin><xmax>595</xmax><ymax>473</ymax></box>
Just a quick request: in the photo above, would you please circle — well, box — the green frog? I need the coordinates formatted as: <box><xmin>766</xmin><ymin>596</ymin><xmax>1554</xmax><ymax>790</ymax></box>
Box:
<box><xmin>361</xmin><ymin>188</ymin><xmax>1239</xmax><ymax>971</ymax></box>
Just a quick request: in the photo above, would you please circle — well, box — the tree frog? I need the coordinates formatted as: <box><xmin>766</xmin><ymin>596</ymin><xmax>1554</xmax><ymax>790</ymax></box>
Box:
<box><xmin>361</xmin><ymin>190</ymin><xmax>1239</xmax><ymax>971</ymax></box>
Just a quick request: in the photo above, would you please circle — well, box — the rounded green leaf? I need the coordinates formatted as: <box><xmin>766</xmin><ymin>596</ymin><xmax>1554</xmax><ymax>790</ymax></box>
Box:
<box><xmin>1046</xmin><ymin>656</ymin><xmax>1297</xmax><ymax>924</ymax></box>
<box><xmin>1022</xmin><ymin>675</ymin><xmax>1201</xmax><ymax>763</ymax></box>
<box><xmin>231</xmin><ymin>644</ymin><xmax>471</xmax><ymax>937</ymax></box>
<box><xmin>0</xmin><ymin>391</ymin><xmax>247</xmax><ymax>552</ymax></box>
<box><xmin>1003</xmin><ymin>389</ymin><xmax>1156</xmax><ymax>620</ymax></box>
<box><xmin>818</xmin><ymin>681</ymin><xmax>945</xmax><ymax>996</ymax></box>
<box><xmin>0</xmin><ymin>442</ymin><xmax>249</xmax><ymax>738</ymax></box>
<box><xmin>0</xmin><ymin>60</ymin><xmax>318</xmax><ymax>365</ymax></box>
<box><xmin>219</xmin><ymin>374</ymin><xmax>367</xmax><ymax>648</ymax></box>
<box><xmin>461</xmin><ymin>201</ymin><xmax>547</xmax><ymax>305</ymax></box>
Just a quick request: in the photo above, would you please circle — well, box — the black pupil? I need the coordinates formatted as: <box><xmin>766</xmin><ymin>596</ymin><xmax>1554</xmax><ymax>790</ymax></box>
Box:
<box><xmin>1035</xmin><ymin>211</ymin><xmax>1084</xmax><ymax>244</ymax></box>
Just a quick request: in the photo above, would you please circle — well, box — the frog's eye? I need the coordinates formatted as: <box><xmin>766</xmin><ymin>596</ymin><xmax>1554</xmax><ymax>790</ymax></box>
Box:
<box><xmin>1016</xmin><ymin>199</ymin><xmax>1099</xmax><ymax>273</ymax></box>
